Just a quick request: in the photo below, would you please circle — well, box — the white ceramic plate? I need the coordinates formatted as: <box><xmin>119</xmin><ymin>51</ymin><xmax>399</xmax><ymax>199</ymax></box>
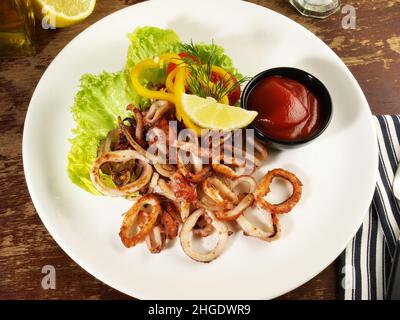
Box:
<box><xmin>23</xmin><ymin>0</ymin><xmax>378</xmax><ymax>299</ymax></box>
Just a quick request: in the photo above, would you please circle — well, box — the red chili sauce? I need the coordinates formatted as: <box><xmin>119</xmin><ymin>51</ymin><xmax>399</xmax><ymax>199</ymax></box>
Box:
<box><xmin>247</xmin><ymin>76</ymin><xmax>321</xmax><ymax>141</ymax></box>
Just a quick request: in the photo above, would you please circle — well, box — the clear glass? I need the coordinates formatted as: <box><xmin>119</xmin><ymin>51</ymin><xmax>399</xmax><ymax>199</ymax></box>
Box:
<box><xmin>0</xmin><ymin>0</ymin><xmax>35</xmax><ymax>56</ymax></box>
<box><xmin>289</xmin><ymin>0</ymin><xmax>341</xmax><ymax>19</ymax></box>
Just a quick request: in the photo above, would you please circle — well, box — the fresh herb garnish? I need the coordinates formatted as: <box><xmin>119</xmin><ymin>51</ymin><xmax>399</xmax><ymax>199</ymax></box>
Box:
<box><xmin>178</xmin><ymin>41</ymin><xmax>249</xmax><ymax>103</ymax></box>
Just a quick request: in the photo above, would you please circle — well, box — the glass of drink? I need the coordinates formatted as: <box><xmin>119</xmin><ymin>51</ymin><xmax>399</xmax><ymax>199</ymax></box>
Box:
<box><xmin>0</xmin><ymin>0</ymin><xmax>35</xmax><ymax>56</ymax></box>
<box><xmin>289</xmin><ymin>0</ymin><xmax>341</xmax><ymax>19</ymax></box>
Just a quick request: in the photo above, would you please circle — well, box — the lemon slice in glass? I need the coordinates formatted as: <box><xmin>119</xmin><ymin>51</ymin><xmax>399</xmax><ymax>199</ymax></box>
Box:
<box><xmin>33</xmin><ymin>0</ymin><xmax>96</xmax><ymax>28</ymax></box>
<box><xmin>181</xmin><ymin>94</ymin><xmax>258</xmax><ymax>131</ymax></box>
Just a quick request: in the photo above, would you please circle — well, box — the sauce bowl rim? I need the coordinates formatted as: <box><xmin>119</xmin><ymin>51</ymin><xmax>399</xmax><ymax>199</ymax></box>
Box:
<box><xmin>241</xmin><ymin>67</ymin><xmax>333</xmax><ymax>146</ymax></box>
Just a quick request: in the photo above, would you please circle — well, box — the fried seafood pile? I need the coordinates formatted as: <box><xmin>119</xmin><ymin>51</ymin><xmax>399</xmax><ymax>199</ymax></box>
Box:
<box><xmin>90</xmin><ymin>100</ymin><xmax>303</xmax><ymax>262</ymax></box>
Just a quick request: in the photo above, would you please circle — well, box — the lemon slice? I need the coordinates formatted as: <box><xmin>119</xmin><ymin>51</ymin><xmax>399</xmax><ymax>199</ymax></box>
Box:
<box><xmin>181</xmin><ymin>94</ymin><xmax>258</xmax><ymax>131</ymax></box>
<box><xmin>33</xmin><ymin>0</ymin><xmax>96</xmax><ymax>28</ymax></box>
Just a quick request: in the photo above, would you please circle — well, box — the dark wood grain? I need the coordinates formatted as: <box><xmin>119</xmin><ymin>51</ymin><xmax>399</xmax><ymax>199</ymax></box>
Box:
<box><xmin>1</xmin><ymin>0</ymin><xmax>399</xmax><ymax>300</ymax></box>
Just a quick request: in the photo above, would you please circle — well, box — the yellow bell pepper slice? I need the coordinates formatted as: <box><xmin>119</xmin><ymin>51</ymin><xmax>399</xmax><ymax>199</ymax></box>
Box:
<box><xmin>165</xmin><ymin>67</ymin><xmax>178</xmax><ymax>94</ymax></box>
<box><xmin>130</xmin><ymin>58</ymin><xmax>176</xmax><ymax>104</ymax></box>
<box><xmin>174</xmin><ymin>67</ymin><xmax>202</xmax><ymax>135</ymax></box>
<box><xmin>159</xmin><ymin>53</ymin><xmax>181</xmax><ymax>67</ymax></box>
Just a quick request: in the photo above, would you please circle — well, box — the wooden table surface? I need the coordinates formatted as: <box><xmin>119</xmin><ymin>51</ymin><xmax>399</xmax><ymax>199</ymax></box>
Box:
<box><xmin>1</xmin><ymin>0</ymin><xmax>399</xmax><ymax>300</ymax></box>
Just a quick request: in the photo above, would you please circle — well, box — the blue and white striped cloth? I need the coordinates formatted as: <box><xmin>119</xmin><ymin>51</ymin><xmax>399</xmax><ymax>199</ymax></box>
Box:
<box><xmin>340</xmin><ymin>115</ymin><xmax>400</xmax><ymax>300</ymax></box>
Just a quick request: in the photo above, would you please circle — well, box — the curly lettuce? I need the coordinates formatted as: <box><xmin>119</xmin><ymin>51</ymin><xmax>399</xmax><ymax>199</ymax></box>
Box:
<box><xmin>125</xmin><ymin>26</ymin><xmax>181</xmax><ymax>71</ymax></box>
<box><xmin>68</xmin><ymin>72</ymin><xmax>136</xmax><ymax>194</ymax></box>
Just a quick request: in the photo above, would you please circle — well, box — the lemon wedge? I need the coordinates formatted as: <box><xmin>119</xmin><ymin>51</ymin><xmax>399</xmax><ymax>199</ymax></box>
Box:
<box><xmin>181</xmin><ymin>94</ymin><xmax>258</xmax><ymax>131</ymax></box>
<box><xmin>33</xmin><ymin>0</ymin><xmax>96</xmax><ymax>28</ymax></box>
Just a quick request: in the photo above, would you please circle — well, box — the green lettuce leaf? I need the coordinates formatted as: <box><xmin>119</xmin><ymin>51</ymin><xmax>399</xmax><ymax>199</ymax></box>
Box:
<box><xmin>125</xmin><ymin>26</ymin><xmax>181</xmax><ymax>71</ymax></box>
<box><xmin>68</xmin><ymin>71</ymin><xmax>135</xmax><ymax>194</ymax></box>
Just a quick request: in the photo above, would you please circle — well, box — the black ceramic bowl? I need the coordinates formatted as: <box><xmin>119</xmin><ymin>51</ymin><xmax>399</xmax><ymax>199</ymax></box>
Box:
<box><xmin>241</xmin><ymin>67</ymin><xmax>332</xmax><ymax>149</ymax></box>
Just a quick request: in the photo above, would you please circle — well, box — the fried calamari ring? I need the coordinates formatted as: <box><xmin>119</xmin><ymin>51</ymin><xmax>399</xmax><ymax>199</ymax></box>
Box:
<box><xmin>253</xmin><ymin>138</ymin><xmax>268</xmax><ymax>162</ymax></box>
<box><xmin>177</xmin><ymin>159</ymin><xmax>211</xmax><ymax>183</ymax></box>
<box><xmin>193</xmin><ymin>212</ymin><xmax>214</xmax><ymax>237</ymax></box>
<box><xmin>180</xmin><ymin>202</ymin><xmax>190</xmax><ymax>222</ymax></box>
<box><xmin>169</xmin><ymin>172</ymin><xmax>197</xmax><ymax>203</ymax></box>
<box><xmin>154</xmin><ymin>163</ymin><xmax>176</xmax><ymax>178</ymax></box>
<box><xmin>147</xmin><ymin>172</ymin><xmax>159</xmax><ymax>193</ymax></box>
<box><xmin>125</xmin><ymin>105</ymin><xmax>146</xmax><ymax>147</ymax></box>
<box><xmin>138</xmin><ymin>210</ymin><xmax>166</xmax><ymax>254</ymax></box>
<box><xmin>198</xmin><ymin>186</ymin><xmax>226</xmax><ymax>212</ymax></box>
<box><xmin>180</xmin><ymin>209</ymin><xmax>229</xmax><ymax>263</ymax></box>
<box><xmin>97</xmin><ymin>129</ymin><xmax>119</xmax><ymax>175</ymax></box>
<box><xmin>214</xmin><ymin>176</ymin><xmax>256</xmax><ymax>221</ymax></box>
<box><xmin>201</xmin><ymin>176</ymin><xmax>238</xmax><ymax>209</ymax></box>
<box><xmin>215</xmin><ymin>194</ymin><xmax>254</xmax><ymax>221</ymax></box>
<box><xmin>161</xmin><ymin>206</ymin><xmax>180</xmax><ymax>240</ymax></box>
<box><xmin>119</xmin><ymin>160</ymin><xmax>153</xmax><ymax>194</ymax></box>
<box><xmin>176</xmin><ymin>142</ymin><xmax>211</xmax><ymax>183</ymax></box>
<box><xmin>145</xmin><ymin>224</ymin><xmax>166</xmax><ymax>253</ymax></box>
<box><xmin>236</xmin><ymin>211</ymin><xmax>281</xmax><ymax>242</ymax></box>
<box><xmin>119</xmin><ymin>194</ymin><xmax>162</xmax><ymax>248</ymax></box>
<box><xmin>211</xmin><ymin>155</ymin><xmax>247</xmax><ymax>179</ymax></box>
<box><xmin>254</xmin><ymin>168</ymin><xmax>302</xmax><ymax>214</ymax></box>
<box><xmin>161</xmin><ymin>200</ymin><xmax>182</xmax><ymax>224</ymax></box>
<box><xmin>156</xmin><ymin>180</ymin><xmax>191</xmax><ymax>222</ymax></box>
<box><xmin>230</xmin><ymin>175</ymin><xmax>257</xmax><ymax>195</ymax></box>
<box><xmin>157</xmin><ymin>178</ymin><xmax>176</xmax><ymax>201</ymax></box>
<box><xmin>118</xmin><ymin>117</ymin><xmax>157</xmax><ymax>162</ymax></box>
<box><xmin>145</xmin><ymin>100</ymin><xmax>172</xmax><ymax>124</ymax></box>
<box><xmin>212</xmin><ymin>145</ymin><xmax>259</xmax><ymax>178</ymax></box>
<box><xmin>90</xmin><ymin>150</ymin><xmax>153</xmax><ymax>197</ymax></box>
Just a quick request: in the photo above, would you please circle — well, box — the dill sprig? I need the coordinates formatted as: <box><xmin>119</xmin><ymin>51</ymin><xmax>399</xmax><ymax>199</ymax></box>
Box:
<box><xmin>178</xmin><ymin>41</ymin><xmax>249</xmax><ymax>103</ymax></box>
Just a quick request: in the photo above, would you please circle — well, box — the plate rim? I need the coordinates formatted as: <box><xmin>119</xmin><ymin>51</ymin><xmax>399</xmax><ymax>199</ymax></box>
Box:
<box><xmin>22</xmin><ymin>0</ymin><xmax>378</xmax><ymax>299</ymax></box>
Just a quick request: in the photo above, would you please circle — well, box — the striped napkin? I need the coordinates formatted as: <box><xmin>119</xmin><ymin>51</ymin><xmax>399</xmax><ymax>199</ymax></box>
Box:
<box><xmin>340</xmin><ymin>115</ymin><xmax>400</xmax><ymax>300</ymax></box>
